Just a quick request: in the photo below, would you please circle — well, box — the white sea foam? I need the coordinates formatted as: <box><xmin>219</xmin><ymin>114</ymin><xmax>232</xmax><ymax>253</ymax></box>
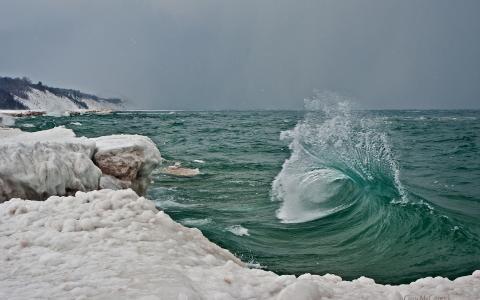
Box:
<box><xmin>181</xmin><ymin>218</ymin><xmax>212</xmax><ymax>226</ymax></box>
<box><xmin>226</xmin><ymin>225</ymin><xmax>250</xmax><ymax>236</ymax></box>
<box><xmin>155</xmin><ymin>198</ymin><xmax>196</xmax><ymax>208</ymax></box>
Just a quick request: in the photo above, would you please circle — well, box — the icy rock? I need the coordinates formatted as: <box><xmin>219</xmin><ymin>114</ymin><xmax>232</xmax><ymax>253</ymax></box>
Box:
<box><xmin>92</xmin><ymin>134</ymin><xmax>162</xmax><ymax>194</ymax></box>
<box><xmin>99</xmin><ymin>175</ymin><xmax>131</xmax><ymax>190</ymax></box>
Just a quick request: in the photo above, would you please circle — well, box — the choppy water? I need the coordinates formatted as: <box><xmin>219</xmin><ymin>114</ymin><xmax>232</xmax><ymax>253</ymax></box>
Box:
<box><xmin>13</xmin><ymin>101</ymin><xmax>480</xmax><ymax>284</ymax></box>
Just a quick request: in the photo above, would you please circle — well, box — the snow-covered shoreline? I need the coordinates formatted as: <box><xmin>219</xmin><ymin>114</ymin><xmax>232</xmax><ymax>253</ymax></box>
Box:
<box><xmin>0</xmin><ymin>189</ymin><xmax>478</xmax><ymax>300</ymax></box>
<box><xmin>0</xmin><ymin>76</ymin><xmax>124</xmax><ymax>113</ymax></box>
<box><xmin>0</xmin><ymin>109</ymin><xmax>119</xmax><ymax>117</ymax></box>
<box><xmin>0</xmin><ymin>128</ymin><xmax>479</xmax><ymax>299</ymax></box>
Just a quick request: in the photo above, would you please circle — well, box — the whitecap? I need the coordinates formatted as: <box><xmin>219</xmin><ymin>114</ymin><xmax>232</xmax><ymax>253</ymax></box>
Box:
<box><xmin>226</xmin><ymin>225</ymin><xmax>250</xmax><ymax>236</ymax></box>
<box><xmin>271</xmin><ymin>91</ymin><xmax>409</xmax><ymax>223</ymax></box>
<box><xmin>155</xmin><ymin>199</ymin><xmax>196</xmax><ymax>209</ymax></box>
<box><xmin>180</xmin><ymin>218</ymin><xmax>212</xmax><ymax>226</ymax></box>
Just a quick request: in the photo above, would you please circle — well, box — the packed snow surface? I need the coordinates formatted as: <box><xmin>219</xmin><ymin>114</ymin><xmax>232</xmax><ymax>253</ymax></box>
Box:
<box><xmin>0</xmin><ymin>189</ymin><xmax>478</xmax><ymax>300</ymax></box>
<box><xmin>0</xmin><ymin>113</ymin><xmax>15</xmax><ymax>126</ymax></box>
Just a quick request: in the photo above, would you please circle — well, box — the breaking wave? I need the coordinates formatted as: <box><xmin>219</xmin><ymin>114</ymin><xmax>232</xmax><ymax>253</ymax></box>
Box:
<box><xmin>272</xmin><ymin>91</ymin><xmax>407</xmax><ymax>223</ymax></box>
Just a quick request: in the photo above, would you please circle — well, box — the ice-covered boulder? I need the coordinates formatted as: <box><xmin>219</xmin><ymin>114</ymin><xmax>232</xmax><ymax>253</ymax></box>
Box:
<box><xmin>0</xmin><ymin>127</ymin><xmax>161</xmax><ymax>202</ymax></box>
<box><xmin>0</xmin><ymin>127</ymin><xmax>101</xmax><ymax>201</ymax></box>
<box><xmin>0</xmin><ymin>189</ymin><xmax>478</xmax><ymax>299</ymax></box>
<box><xmin>93</xmin><ymin>134</ymin><xmax>162</xmax><ymax>194</ymax></box>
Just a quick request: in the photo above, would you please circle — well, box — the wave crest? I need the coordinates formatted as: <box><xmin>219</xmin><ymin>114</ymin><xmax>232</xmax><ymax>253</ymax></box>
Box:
<box><xmin>272</xmin><ymin>91</ymin><xmax>407</xmax><ymax>223</ymax></box>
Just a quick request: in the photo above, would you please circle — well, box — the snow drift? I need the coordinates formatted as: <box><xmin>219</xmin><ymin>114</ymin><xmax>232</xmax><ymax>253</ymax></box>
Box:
<box><xmin>0</xmin><ymin>127</ymin><xmax>161</xmax><ymax>202</ymax></box>
<box><xmin>0</xmin><ymin>189</ymin><xmax>478</xmax><ymax>300</ymax></box>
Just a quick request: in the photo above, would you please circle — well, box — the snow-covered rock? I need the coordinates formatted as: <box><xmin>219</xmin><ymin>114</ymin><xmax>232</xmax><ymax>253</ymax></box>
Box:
<box><xmin>93</xmin><ymin>134</ymin><xmax>162</xmax><ymax>194</ymax></box>
<box><xmin>0</xmin><ymin>128</ymin><xmax>161</xmax><ymax>202</ymax></box>
<box><xmin>0</xmin><ymin>189</ymin><xmax>478</xmax><ymax>300</ymax></box>
<box><xmin>99</xmin><ymin>174</ymin><xmax>131</xmax><ymax>190</ymax></box>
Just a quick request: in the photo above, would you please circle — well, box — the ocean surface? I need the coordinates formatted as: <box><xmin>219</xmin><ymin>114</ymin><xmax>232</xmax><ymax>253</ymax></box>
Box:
<box><xmin>13</xmin><ymin>102</ymin><xmax>480</xmax><ymax>284</ymax></box>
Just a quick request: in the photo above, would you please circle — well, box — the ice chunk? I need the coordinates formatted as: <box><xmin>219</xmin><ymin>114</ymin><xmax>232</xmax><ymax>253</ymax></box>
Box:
<box><xmin>0</xmin><ymin>128</ymin><xmax>161</xmax><ymax>201</ymax></box>
<box><xmin>0</xmin><ymin>129</ymin><xmax>100</xmax><ymax>201</ymax></box>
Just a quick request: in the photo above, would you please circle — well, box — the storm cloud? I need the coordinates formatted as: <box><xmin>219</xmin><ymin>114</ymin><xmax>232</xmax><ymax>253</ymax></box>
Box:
<box><xmin>1</xmin><ymin>0</ymin><xmax>479</xmax><ymax>109</ymax></box>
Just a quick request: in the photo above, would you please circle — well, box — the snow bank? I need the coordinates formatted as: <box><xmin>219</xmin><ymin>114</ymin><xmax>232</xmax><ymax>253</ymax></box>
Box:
<box><xmin>0</xmin><ymin>189</ymin><xmax>478</xmax><ymax>300</ymax></box>
<box><xmin>1</xmin><ymin>126</ymin><xmax>78</xmax><ymax>143</ymax></box>
<box><xmin>0</xmin><ymin>113</ymin><xmax>15</xmax><ymax>126</ymax></box>
<box><xmin>0</xmin><ymin>128</ymin><xmax>161</xmax><ymax>202</ymax></box>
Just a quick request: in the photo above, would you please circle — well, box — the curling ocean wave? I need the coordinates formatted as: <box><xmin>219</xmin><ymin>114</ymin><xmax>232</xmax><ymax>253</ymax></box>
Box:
<box><xmin>272</xmin><ymin>92</ymin><xmax>408</xmax><ymax>223</ymax></box>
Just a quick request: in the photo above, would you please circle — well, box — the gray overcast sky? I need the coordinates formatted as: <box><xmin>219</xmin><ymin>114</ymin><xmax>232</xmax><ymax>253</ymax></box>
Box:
<box><xmin>1</xmin><ymin>0</ymin><xmax>479</xmax><ymax>109</ymax></box>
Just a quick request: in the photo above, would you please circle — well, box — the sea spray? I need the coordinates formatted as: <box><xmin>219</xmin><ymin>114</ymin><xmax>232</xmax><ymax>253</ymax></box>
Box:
<box><xmin>272</xmin><ymin>91</ymin><xmax>407</xmax><ymax>223</ymax></box>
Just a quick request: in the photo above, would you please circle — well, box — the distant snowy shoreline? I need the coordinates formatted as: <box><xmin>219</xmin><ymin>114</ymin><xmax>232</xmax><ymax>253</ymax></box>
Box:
<box><xmin>0</xmin><ymin>109</ymin><xmax>119</xmax><ymax>117</ymax></box>
<box><xmin>0</xmin><ymin>76</ymin><xmax>124</xmax><ymax>113</ymax></box>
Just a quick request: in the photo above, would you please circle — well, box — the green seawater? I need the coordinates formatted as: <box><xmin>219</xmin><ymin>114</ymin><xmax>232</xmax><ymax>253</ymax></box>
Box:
<box><xmin>14</xmin><ymin>107</ymin><xmax>480</xmax><ymax>284</ymax></box>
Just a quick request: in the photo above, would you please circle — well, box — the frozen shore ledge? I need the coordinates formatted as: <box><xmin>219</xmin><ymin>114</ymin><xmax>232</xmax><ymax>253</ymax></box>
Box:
<box><xmin>0</xmin><ymin>127</ymin><xmax>161</xmax><ymax>202</ymax></box>
<box><xmin>0</xmin><ymin>129</ymin><xmax>478</xmax><ymax>299</ymax></box>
